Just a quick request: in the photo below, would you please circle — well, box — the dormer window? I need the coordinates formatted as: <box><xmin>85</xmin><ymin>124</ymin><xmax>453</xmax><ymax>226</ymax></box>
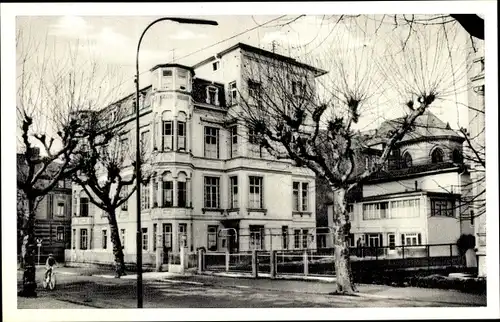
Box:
<box><xmin>212</xmin><ymin>61</ymin><xmax>220</xmax><ymax>71</ymax></box>
<box><xmin>206</xmin><ymin>86</ymin><xmax>219</xmax><ymax>106</ymax></box>
<box><xmin>402</xmin><ymin>152</ymin><xmax>413</xmax><ymax>168</ymax></box>
<box><xmin>431</xmin><ymin>147</ymin><xmax>444</xmax><ymax>164</ymax></box>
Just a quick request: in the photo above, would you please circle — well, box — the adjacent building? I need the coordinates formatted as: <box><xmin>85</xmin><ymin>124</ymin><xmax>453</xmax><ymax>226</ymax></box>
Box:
<box><xmin>324</xmin><ymin>111</ymin><xmax>471</xmax><ymax>257</ymax></box>
<box><xmin>67</xmin><ymin>43</ymin><xmax>324</xmax><ymax>268</ymax></box>
<box><xmin>17</xmin><ymin>148</ymin><xmax>73</xmax><ymax>263</ymax></box>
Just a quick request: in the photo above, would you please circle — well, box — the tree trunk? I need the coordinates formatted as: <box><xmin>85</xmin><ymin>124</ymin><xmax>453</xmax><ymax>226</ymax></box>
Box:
<box><xmin>332</xmin><ymin>188</ymin><xmax>357</xmax><ymax>294</ymax></box>
<box><xmin>18</xmin><ymin>198</ymin><xmax>37</xmax><ymax>297</ymax></box>
<box><xmin>108</xmin><ymin>210</ymin><xmax>126</xmax><ymax>278</ymax></box>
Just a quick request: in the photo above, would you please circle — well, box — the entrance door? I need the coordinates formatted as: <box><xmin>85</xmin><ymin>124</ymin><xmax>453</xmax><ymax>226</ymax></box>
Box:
<box><xmin>163</xmin><ymin>223</ymin><xmax>172</xmax><ymax>264</ymax></box>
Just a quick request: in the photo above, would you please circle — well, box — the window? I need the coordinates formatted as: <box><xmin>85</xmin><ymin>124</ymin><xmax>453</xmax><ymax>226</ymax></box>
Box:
<box><xmin>248</xmin><ymin>80</ymin><xmax>262</xmax><ymax>107</ymax></box>
<box><xmin>178</xmin><ymin>223</ymin><xmax>187</xmax><ymax>252</ymax></box>
<box><xmin>249</xmin><ymin>176</ymin><xmax>263</xmax><ymax>209</ymax></box>
<box><xmin>141</xmin><ymin>130</ymin><xmax>150</xmax><ymax>154</ymax></box>
<box><xmin>431</xmin><ymin>148</ymin><xmax>444</xmax><ymax>163</ymax></box>
<box><xmin>212</xmin><ymin>61</ymin><xmax>219</xmax><ymax>71</ymax></box>
<box><xmin>204</xmin><ymin>177</ymin><xmax>220</xmax><ymax>208</ymax></box>
<box><xmin>178</xmin><ymin>70</ymin><xmax>188</xmax><ymax>90</ymax></box>
<box><xmin>292</xmin><ymin>182</ymin><xmax>299</xmax><ymax>211</ymax></box>
<box><xmin>142</xmin><ymin>228</ymin><xmax>148</xmax><ymax>251</ymax></box>
<box><xmin>152</xmin><ymin>179</ymin><xmax>158</xmax><ymax>207</ymax></box>
<box><xmin>204</xmin><ymin>127</ymin><xmax>219</xmax><ymax>158</ymax></box>
<box><xmin>153</xmin><ymin>224</ymin><xmax>157</xmax><ymax>251</ymax></box>
<box><xmin>291</xmin><ymin>80</ymin><xmax>307</xmax><ymax>97</ymax></box>
<box><xmin>249</xmin><ymin>225</ymin><xmax>264</xmax><ymax>250</ymax></box>
<box><xmin>120</xmin><ymin>186</ymin><xmax>128</xmax><ymax>211</ymax></box>
<box><xmin>163</xmin><ymin>224</ymin><xmax>172</xmax><ymax>249</ymax></box>
<box><xmin>72</xmin><ymin>229</ymin><xmax>76</xmax><ymax>249</ymax></box>
<box><xmin>431</xmin><ymin>199</ymin><xmax>454</xmax><ymax>217</ymax></box>
<box><xmin>177</xmin><ymin>121</ymin><xmax>186</xmax><ymax>151</ymax></box>
<box><xmin>470</xmin><ymin>210</ymin><xmax>475</xmax><ymax>225</ymax></box>
<box><xmin>388</xmin><ymin>233</ymin><xmax>396</xmax><ymax>250</ymax></box>
<box><xmin>141</xmin><ymin>183</ymin><xmax>150</xmax><ymax>210</ymax></box>
<box><xmin>120</xmin><ymin>136</ymin><xmax>128</xmax><ymax>157</ymax></box>
<box><xmin>294</xmin><ymin>229</ymin><xmax>301</xmax><ymax>249</ymax></box>
<box><xmin>56</xmin><ymin>202</ymin><xmax>65</xmax><ymax>217</ymax></box>
<box><xmin>401</xmin><ymin>233</ymin><xmax>422</xmax><ymax>246</ymax></box>
<box><xmin>162</xmin><ymin>121</ymin><xmax>173</xmax><ymax>151</ymax></box>
<box><xmin>301</xmin><ymin>182</ymin><xmax>308</xmax><ymax>211</ymax></box>
<box><xmin>362</xmin><ymin>202</ymin><xmax>389</xmax><ymax>220</ymax></box>
<box><xmin>163</xmin><ymin>180</ymin><xmax>173</xmax><ymax>207</ymax></box>
<box><xmin>248</xmin><ymin>128</ymin><xmax>258</xmax><ymax>145</ymax></box>
<box><xmin>207</xmin><ymin>226</ymin><xmax>218</xmax><ymax>251</ymax></box>
<box><xmin>80</xmin><ymin>197</ymin><xmax>89</xmax><ymax>217</ymax></box>
<box><xmin>73</xmin><ymin>195</ymin><xmax>77</xmax><ymax>216</ymax></box>
<box><xmin>207</xmin><ymin>86</ymin><xmax>219</xmax><ymax>105</ymax></box>
<box><xmin>402</xmin><ymin>152</ymin><xmax>413</xmax><ymax>168</ymax></box>
<box><xmin>347</xmin><ymin>233</ymin><xmax>355</xmax><ymax>247</ymax></box>
<box><xmin>366</xmin><ymin>233</ymin><xmax>381</xmax><ymax>247</ymax></box>
<box><xmin>80</xmin><ymin>229</ymin><xmax>88</xmax><ymax>250</ymax></box>
<box><xmin>120</xmin><ymin>229</ymin><xmax>126</xmax><ymax>250</ymax></box>
<box><xmin>302</xmin><ymin>229</ymin><xmax>309</xmax><ymax>248</ymax></box>
<box><xmin>102</xmin><ymin>229</ymin><xmax>108</xmax><ymax>249</ymax></box>
<box><xmin>178</xmin><ymin>181</ymin><xmax>187</xmax><ymax>208</ymax></box>
<box><xmin>162</xmin><ymin>69</ymin><xmax>173</xmax><ymax>89</ymax></box>
<box><xmin>229</xmin><ymin>81</ymin><xmax>237</xmax><ymax>105</ymax></box>
<box><xmin>390</xmin><ymin>199</ymin><xmax>420</xmax><ymax>218</ymax></box>
<box><xmin>56</xmin><ymin>226</ymin><xmax>64</xmax><ymax>241</ymax></box>
<box><xmin>230</xmin><ymin>176</ymin><xmax>238</xmax><ymax>209</ymax></box>
<box><xmin>282</xmin><ymin>226</ymin><xmax>289</xmax><ymax>249</ymax></box>
<box><xmin>230</xmin><ymin>126</ymin><xmax>238</xmax><ymax>157</ymax></box>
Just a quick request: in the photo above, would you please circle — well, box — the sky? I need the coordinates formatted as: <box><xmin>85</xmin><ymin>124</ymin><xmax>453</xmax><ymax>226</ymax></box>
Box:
<box><xmin>15</xmin><ymin>13</ymin><xmax>476</xmax><ymax>133</ymax></box>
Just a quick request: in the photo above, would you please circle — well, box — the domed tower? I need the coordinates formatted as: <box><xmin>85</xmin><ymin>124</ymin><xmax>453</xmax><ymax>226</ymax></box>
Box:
<box><xmin>149</xmin><ymin>64</ymin><xmax>194</xmax><ymax>154</ymax></box>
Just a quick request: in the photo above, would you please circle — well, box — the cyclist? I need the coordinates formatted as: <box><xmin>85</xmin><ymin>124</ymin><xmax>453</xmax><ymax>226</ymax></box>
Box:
<box><xmin>45</xmin><ymin>253</ymin><xmax>57</xmax><ymax>281</ymax></box>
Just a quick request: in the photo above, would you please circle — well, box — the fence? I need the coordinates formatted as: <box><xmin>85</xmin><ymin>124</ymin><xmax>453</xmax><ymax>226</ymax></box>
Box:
<box><xmin>199</xmin><ymin>243</ymin><xmax>463</xmax><ymax>279</ymax></box>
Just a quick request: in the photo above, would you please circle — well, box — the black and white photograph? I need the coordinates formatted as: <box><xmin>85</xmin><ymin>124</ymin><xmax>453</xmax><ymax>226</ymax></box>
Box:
<box><xmin>1</xmin><ymin>2</ymin><xmax>498</xmax><ymax>321</ymax></box>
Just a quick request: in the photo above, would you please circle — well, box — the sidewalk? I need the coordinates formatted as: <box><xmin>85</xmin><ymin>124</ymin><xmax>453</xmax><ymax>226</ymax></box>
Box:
<box><xmin>196</xmin><ymin>271</ymin><xmax>486</xmax><ymax>306</ymax></box>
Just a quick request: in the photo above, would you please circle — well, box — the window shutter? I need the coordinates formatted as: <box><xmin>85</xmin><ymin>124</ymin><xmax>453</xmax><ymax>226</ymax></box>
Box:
<box><xmin>401</xmin><ymin>234</ymin><xmax>405</xmax><ymax>246</ymax></box>
<box><xmin>418</xmin><ymin>233</ymin><xmax>422</xmax><ymax>245</ymax></box>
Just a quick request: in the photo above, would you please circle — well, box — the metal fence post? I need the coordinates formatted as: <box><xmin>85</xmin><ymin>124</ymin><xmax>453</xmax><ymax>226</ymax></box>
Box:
<box><xmin>427</xmin><ymin>245</ymin><xmax>430</xmax><ymax>270</ymax></box>
<box><xmin>197</xmin><ymin>248</ymin><xmax>204</xmax><ymax>274</ymax></box>
<box><xmin>270</xmin><ymin>250</ymin><xmax>276</xmax><ymax>279</ymax></box>
<box><xmin>303</xmin><ymin>249</ymin><xmax>308</xmax><ymax>276</ymax></box>
<box><xmin>449</xmin><ymin>244</ymin><xmax>453</xmax><ymax>267</ymax></box>
<box><xmin>225</xmin><ymin>249</ymin><xmax>230</xmax><ymax>272</ymax></box>
<box><xmin>252</xmin><ymin>249</ymin><xmax>258</xmax><ymax>278</ymax></box>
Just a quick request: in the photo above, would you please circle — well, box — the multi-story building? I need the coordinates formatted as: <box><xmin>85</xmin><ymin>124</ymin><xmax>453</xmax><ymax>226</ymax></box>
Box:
<box><xmin>67</xmin><ymin>43</ymin><xmax>324</xmax><ymax>268</ymax></box>
<box><xmin>17</xmin><ymin>148</ymin><xmax>73</xmax><ymax>263</ymax></box>
<box><xmin>466</xmin><ymin>38</ymin><xmax>486</xmax><ymax>276</ymax></box>
<box><xmin>325</xmin><ymin>111</ymin><xmax>471</xmax><ymax>256</ymax></box>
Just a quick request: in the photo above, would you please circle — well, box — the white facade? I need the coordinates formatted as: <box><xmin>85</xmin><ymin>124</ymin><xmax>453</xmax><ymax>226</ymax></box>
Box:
<box><xmin>68</xmin><ymin>44</ymin><xmax>321</xmax><ymax>267</ymax></box>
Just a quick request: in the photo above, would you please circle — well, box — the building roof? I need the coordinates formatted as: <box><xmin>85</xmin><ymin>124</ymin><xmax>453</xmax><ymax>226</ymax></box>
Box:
<box><xmin>192</xmin><ymin>42</ymin><xmax>328</xmax><ymax>77</ymax></box>
<box><xmin>366</xmin><ymin>162</ymin><xmax>466</xmax><ymax>183</ymax></box>
<box><xmin>366</xmin><ymin>110</ymin><xmax>465</xmax><ymax>146</ymax></box>
<box><xmin>150</xmin><ymin>63</ymin><xmax>195</xmax><ymax>74</ymax></box>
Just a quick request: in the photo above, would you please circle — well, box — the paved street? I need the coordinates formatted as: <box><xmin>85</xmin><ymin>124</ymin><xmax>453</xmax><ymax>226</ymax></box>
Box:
<box><xmin>17</xmin><ymin>266</ymin><xmax>486</xmax><ymax>308</ymax></box>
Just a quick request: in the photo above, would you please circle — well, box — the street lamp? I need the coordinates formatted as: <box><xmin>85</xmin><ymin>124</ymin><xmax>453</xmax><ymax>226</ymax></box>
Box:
<box><xmin>135</xmin><ymin>17</ymin><xmax>217</xmax><ymax>309</ymax></box>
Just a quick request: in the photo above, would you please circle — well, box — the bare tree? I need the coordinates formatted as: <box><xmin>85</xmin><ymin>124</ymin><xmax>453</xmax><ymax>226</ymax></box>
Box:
<box><xmin>16</xmin><ymin>23</ymin><xmax>124</xmax><ymax>296</ymax></box>
<box><xmin>234</xmin><ymin>21</ymin><xmax>463</xmax><ymax>293</ymax></box>
<box><xmin>71</xmin><ymin>98</ymin><xmax>152</xmax><ymax>278</ymax></box>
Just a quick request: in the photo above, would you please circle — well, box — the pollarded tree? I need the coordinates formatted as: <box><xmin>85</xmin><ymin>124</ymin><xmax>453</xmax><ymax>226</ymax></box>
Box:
<box><xmin>72</xmin><ymin>98</ymin><xmax>152</xmax><ymax>277</ymax></box>
<box><xmin>235</xmin><ymin>22</ymin><xmax>464</xmax><ymax>293</ymax></box>
<box><xmin>16</xmin><ymin>23</ymin><xmax>125</xmax><ymax>296</ymax></box>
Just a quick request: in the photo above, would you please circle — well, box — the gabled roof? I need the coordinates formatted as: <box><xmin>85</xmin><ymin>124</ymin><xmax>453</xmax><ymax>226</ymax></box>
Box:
<box><xmin>192</xmin><ymin>42</ymin><xmax>328</xmax><ymax>77</ymax></box>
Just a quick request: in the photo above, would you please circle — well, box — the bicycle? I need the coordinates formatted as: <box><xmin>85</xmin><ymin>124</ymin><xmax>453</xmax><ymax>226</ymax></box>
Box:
<box><xmin>42</xmin><ymin>267</ymin><xmax>56</xmax><ymax>290</ymax></box>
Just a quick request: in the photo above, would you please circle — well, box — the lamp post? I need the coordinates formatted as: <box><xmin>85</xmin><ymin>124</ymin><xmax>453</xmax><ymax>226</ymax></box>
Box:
<box><xmin>135</xmin><ymin>17</ymin><xmax>217</xmax><ymax>308</ymax></box>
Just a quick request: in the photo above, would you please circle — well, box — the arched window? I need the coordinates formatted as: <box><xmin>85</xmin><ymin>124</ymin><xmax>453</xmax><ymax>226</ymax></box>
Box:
<box><xmin>452</xmin><ymin>149</ymin><xmax>463</xmax><ymax>164</ymax></box>
<box><xmin>431</xmin><ymin>148</ymin><xmax>444</xmax><ymax>164</ymax></box>
<box><xmin>402</xmin><ymin>152</ymin><xmax>413</xmax><ymax>168</ymax></box>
